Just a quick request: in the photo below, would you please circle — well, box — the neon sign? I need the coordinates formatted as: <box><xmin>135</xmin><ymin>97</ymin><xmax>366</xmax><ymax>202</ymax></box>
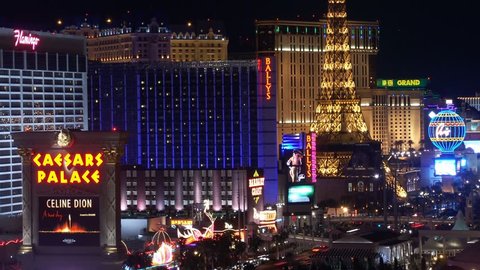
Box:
<box><xmin>428</xmin><ymin>110</ymin><xmax>466</xmax><ymax>153</ymax></box>
<box><xmin>14</xmin><ymin>29</ymin><xmax>40</xmax><ymax>50</ymax></box>
<box><xmin>249</xmin><ymin>170</ymin><xmax>265</xmax><ymax>203</ymax></box>
<box><xmin>305</xmin><ymin>133</ymin><xmax>317</xmax><ymax>182</ymax></box>
<box><xmin>376</xmin><ymin>78</ymin><xmax>428</xmax><ymax>89</ymax></box>
<box><xmin>265</xmin><ymin>57</ymin><xmax>272</xmax><ymax>100</ymax></box>
<box><xmin>170</xmin><ymin>219</ymin><xmax>193</xmax><ymax>226</ymax></box>
<box><xmin>435</xmin><ymin>123</ymin><xmax>451</xmax><ymax>137</ymax></box>
<box><xmin>258</xmin><ymin>210</ymin><xmax>276</xmax><ymax>224</ymax></box>
<box><xmin>33</xmin><ymin>153</ymin><xmax>103</xmax><ymax>184</ymax></box>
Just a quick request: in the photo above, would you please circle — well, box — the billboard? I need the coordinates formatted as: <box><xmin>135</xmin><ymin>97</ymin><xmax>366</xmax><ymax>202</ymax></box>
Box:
<box><xmin>287</xmin><ymin>184</ymin><xmax>315</xmax><ymax>204</ymax></box>
<box><xmin>247</xmin><ymin>169</ymin><xmax>265</xmax><ymax>224</ymax></box>
<box><xmin>305</xmin><ymin>133</ymin><xmax>317</xmax><ymax>182</ymax></box>
<box><xmin>281</xmin><ymin>132</ymin><xmax>317</xmax><ymax>183</ymax></box>
<box><xmin>31</xmin><ymin>132</ymin><xmax>106</xmax><ymax>247</ymax></box>
<box><xmin>281</xmin><ymin>133</ymin><xmax>306</xmax><ymax>183</ymax></box>
<box><xmin>38</xmin><ymin>196</ymin><xmax>99</xmax><ymax>246</ymax></box>
<box><xmin>434</xmin><ymin>158</ymin><xmax>460</xmax><ymax>176</ymax></box>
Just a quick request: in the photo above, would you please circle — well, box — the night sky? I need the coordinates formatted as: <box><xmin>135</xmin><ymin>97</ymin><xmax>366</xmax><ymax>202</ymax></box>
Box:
<box><xmin>2</xmin><ymin>0</ymin><xmax>479</xmax><ymax>97</ymax></box>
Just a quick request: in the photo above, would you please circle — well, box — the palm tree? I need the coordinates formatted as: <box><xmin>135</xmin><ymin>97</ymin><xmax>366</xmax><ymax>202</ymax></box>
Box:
<box><xmin>419</xmin><ymin>139</ymin><xmax>426</xmax><ymax>149</ymax></box>
<box><xmin>394</xmin><ymin>140</ymin><xmax>404</xmax><ymax>152</ymax></box>
<box><xmin>407</xmin><ymin>139</ymin><xmax>414</xmax><ymax>152</ymax></box>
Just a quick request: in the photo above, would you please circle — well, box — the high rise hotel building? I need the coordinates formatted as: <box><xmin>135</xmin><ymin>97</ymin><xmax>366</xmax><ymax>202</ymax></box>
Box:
<box><xmin>0</xmin><ymin>28</ymin><xmax>88</xmax><ymax>214</ymax></box>
<box><xmin>88</xmin><ymin>60</ymin><xmax>277</xmax><ymax>211</ymax></box>
<box><xmin>255</xmin><ymin>20</ymin><xmax>379</xmax><ymax>145</ymax></box>
<box><xmin>358</xmin><ymin>80</ymin><xmax>425</xmax><ymax>154</ymax></box>
<box><xmin>63</xmin><ymin>20</ymin><xmax>229</xmax><ymax>64</ymax></box>
<box><xmin>458</xmin><ymin>95</ymin><xmax>480</xmax><ymax>112</ymax></box>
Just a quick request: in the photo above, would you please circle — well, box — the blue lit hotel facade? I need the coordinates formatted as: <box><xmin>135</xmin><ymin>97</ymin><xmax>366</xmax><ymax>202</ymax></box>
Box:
<box><xmin>88</xmin><ymin>60</ymin><xmax>277</xmax><ymax>213</ymax></box>
<box><xmin>0</xmin><ymin>28</ymin><xmax>87</xmax><ymax>215</ymax></box>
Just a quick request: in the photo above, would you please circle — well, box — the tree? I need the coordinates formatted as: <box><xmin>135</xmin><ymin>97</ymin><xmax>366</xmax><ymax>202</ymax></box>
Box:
<box><xmin>353</xmin><ymin>257</ymin><xmax>365</xmax><ymax>270</ymax></box>
<box><xmin>419</xmin><ymin>139</ymin><xmax>426</xmax><ymax>152</ymax></box>
<box><xmin>248</xmin><ymin>233</ymin><xmax>264</xmax><ymax>254</ymax></box>
<box><xmin>394</xmin><ymin>140</ymin><xmax>404</xmax><ymax>152</ymax></box>
<box><xmin>407</xmin><ymin>140</ymin><xmax>414</xmax><ymax>152</ymax></box>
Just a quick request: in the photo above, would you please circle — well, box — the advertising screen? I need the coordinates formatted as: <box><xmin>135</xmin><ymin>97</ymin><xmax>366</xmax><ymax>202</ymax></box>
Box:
<box><xmin>434</xmin><ymin>158</ymin><xmax>458</xmax><ymax>176</ymax></box>
<box><xmin>38</xmin><ymin>196</ymin><xmax>99</xmax><ymax>246</ymax></box>
<box><xmin>287</xmin><ymin>184</ymin><xmax>315</xmax><ymax>204</ymax></box>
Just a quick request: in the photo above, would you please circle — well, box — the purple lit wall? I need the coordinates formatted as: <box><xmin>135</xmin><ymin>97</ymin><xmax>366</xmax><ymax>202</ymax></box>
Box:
<box><xmin>257</xmin><ymin>55</ymin><xmax>278</xmax><ymax>204</ymax></box>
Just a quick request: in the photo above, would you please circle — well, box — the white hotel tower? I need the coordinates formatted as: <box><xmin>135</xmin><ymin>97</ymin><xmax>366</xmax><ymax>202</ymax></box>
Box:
<box><xmin>0</xmin><ymin>28</ymin><xmax>88</xmax><ymax>214</ymax></box>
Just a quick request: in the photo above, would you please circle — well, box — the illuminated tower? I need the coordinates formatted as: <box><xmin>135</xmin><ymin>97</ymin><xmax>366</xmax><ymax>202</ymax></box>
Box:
<box><xmin>310</xmin><ymin>0</ymin><xmax>371</xmax><ymax>177</ymax></box>
<box><xmin>311</xmin><ymin>0</ymin><xmax>369</xmax><ymax>141</ymax></box>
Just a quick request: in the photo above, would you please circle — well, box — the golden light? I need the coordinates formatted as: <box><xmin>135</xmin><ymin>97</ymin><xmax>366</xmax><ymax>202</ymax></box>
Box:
<box><xmin>57</xmin><ymin>20</ymin><xmax>63</xmax><ymax>26</ymax></box>
<box><xmin>106</xmin><ymin>18</ymin><xmax>112</xmax><ymax>23</ymax></box>
<box><xmin>187</xmin><ymin>22</ymin><xmax>192</xmax><ymax>27</ymax></box>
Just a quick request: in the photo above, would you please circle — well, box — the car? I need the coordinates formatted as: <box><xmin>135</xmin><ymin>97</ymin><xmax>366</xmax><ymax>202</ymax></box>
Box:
<box><xmin>312</xmin><ymin>245</ymin><xmax>329</xmax><ymax>252</ymax></box>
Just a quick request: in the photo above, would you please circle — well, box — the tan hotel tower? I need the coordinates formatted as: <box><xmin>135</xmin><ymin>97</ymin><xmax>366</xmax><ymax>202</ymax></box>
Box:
<box><xmin>255</xmin><ymin>19</ymin><xmax>379</xmax><ymax>146</ymax></box>
<box><xmin>358</xmin><ymin>79</ymin><xmax>425</xmax><ymax>154</ymax></box>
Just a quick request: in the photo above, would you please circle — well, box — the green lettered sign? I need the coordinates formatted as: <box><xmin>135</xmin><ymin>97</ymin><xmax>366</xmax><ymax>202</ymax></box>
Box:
<box><xmin>376</xmin><ymin>79</ymin><xmax>428</xmax><ymax>89</ymax></box>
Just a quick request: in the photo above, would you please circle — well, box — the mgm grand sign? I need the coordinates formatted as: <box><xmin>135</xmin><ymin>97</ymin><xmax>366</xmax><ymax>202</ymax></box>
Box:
<box><xmin>12</xmin><ymin>130</ymin><xmax>128</xmax><ymax>268</ymax></box>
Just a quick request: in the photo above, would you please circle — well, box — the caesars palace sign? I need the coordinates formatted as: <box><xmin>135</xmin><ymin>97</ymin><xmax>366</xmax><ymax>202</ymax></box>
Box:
<box><xmin>33</xmin><ymin>153</ymin><xmax>104</xmax><ymax>184</ymax></box>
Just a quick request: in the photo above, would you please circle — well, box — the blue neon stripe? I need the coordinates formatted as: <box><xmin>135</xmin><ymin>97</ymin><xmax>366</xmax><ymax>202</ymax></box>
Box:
<box><xmin>196</xmin><ymin>69</ymin><xmax>200</xmax><ymax>168</ymax></box>
<box><xmin>170</xmin><ymin>70</ymin><xmax>175</xmax><ymax>169</ymax></box>
<box><xmin>222</xmin><ymin>69</ymin><xmax>226</xmax><ymax>168</ymax></box>
<box><xmin>230</xmin><ymin>69</ymin><xmax>234</xmax><ymax>168</ymax></box>
<box><xmin>162</xmin><ymin>70</ymin><xmax>167</xmax><ymax>168</ymax></box>
<box><xmin>110</xmin><ymin>73</ymin><xmax>114</xmax><ymax>131</ymax></box>
<box><xmin>146</xmin><ymin>71</ymin><xmax>151</xmax><ymax>168</ymax></box>
<box><xmin>98</xmin><ymin>75</ymin><xmax>103</xmax><ymax>129</ymax></box>
<box><xmin>154</xmin><ymin>72</ymin><xmax>159</xmax><ymax>168</ymax></box>
<box><xmin>239</xmin><ymin>67</ymin><xmax>243</xmax><ymax>167</ymax></box>
<box><xmin>188</xmin><ymin>70</ymin><xmax>192</xmax><ymax>168</ymax></box>
<box><xmin>123</xmin><ymin>72</ymin><xmax>128</xmax><ymax>164</ymax></box>
<box><xmin>179</xmin><ymin>71</ymin><xmax>183</xmax><ymax>169</ymax></box>
<box><xmin>204</xmin><ymin>69</ymin><xmax>208</xmax><ymax>168</ymax></box>
<box><xmin>136</xmin><ymin>73</ymin><xmax>142</xmax><ymax>165</ymax></box>
<box><xmin>213</xmin><ymin>69</ymin><xmax>217</xmax><ymax>169</ymax></box>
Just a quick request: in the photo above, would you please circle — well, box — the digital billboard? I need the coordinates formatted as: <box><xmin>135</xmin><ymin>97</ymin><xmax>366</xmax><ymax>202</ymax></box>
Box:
<box><xmin>247</xmin><ymin>169</ymin><xmax>265</xmax><ymax>224</ymax></box>
<box><xmin>434</xmin><ymin>158</ymin><xmax>459</xmax><ymax>176</ymax></box>
<box><xmin>38</xmin><ymin>196</ymin><xmax>99</xmax><ymax>246</ymax></box>
<box><xmin>287</xmin><ymin>184</ymin><xmax>315</xmax><ymax>204</ymax></box>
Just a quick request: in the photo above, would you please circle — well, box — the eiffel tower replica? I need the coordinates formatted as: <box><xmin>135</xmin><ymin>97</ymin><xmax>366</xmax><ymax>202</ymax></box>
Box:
<box><xmin>310</xmin><ymin>0</ymin><xmax>406</xmax><ymax>199</ymax></box>
<box><xmin>310</xmin><ymin>0</ymin><xmax>378</xmax><ymax>178</ymax></box>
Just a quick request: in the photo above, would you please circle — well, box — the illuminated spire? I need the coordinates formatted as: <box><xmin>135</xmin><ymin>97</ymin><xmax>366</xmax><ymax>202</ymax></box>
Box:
<box><xmin>311</xmin><ymin>1</ymin><xmax>406</xmax><ymax>199</ymax></box>
<box><xmin>310</xmin><ymin>0</ymin><xmax>369</xmax><ymax>143</ymax></box>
